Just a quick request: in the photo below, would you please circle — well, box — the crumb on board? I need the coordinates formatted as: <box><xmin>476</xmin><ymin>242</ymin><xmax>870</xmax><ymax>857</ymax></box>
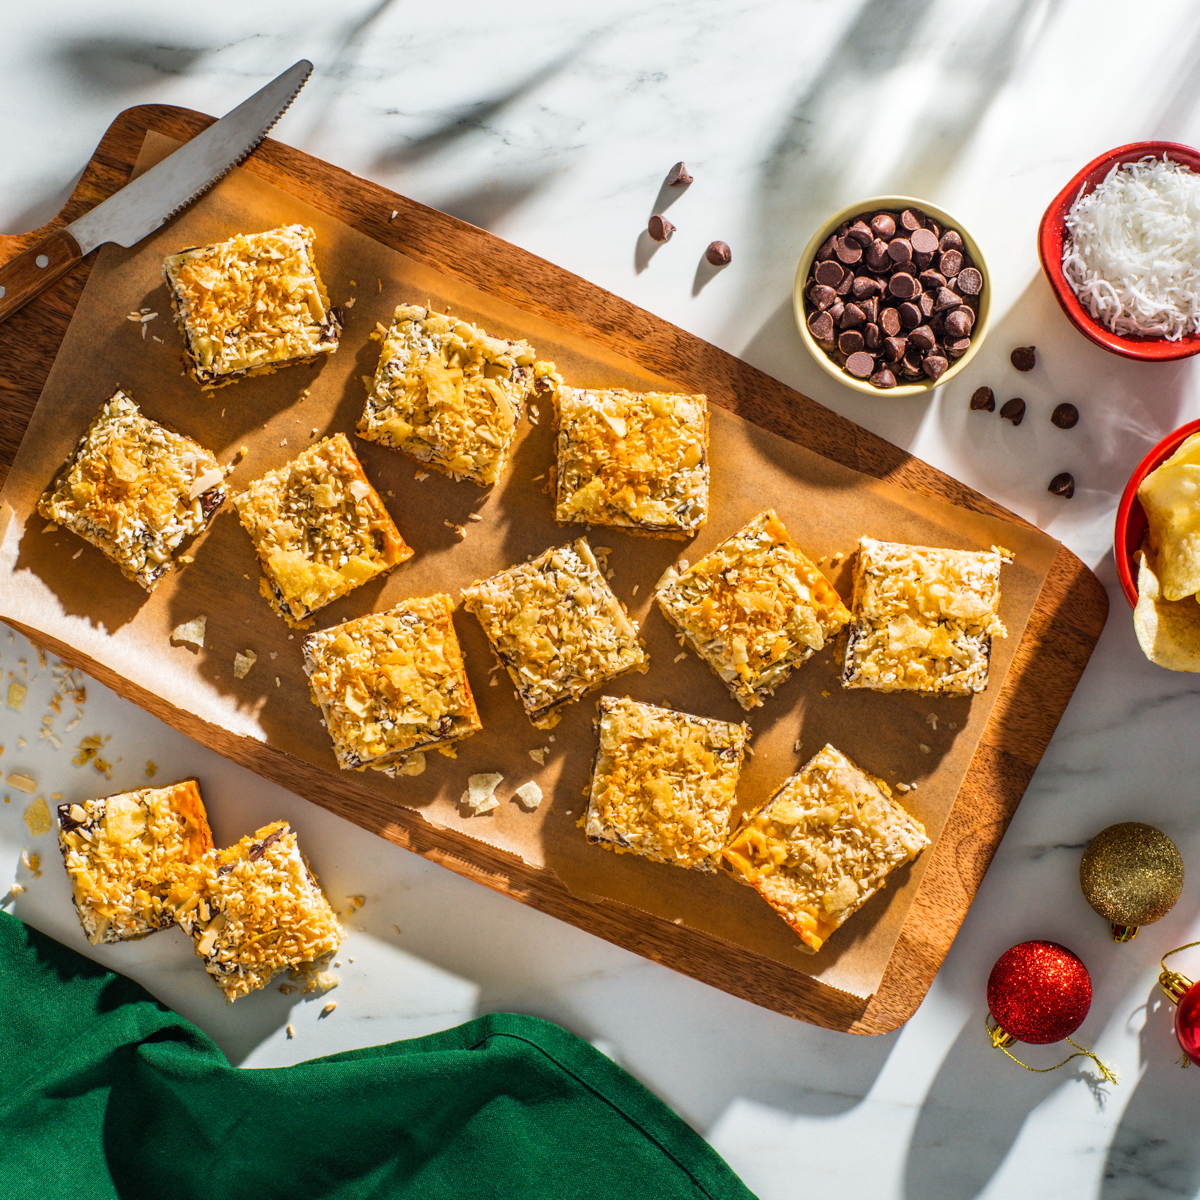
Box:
<box><xmin>145</xmin><ymin>761</ymin><xmax>157</xmax><ymax>778</ymax></box>
<box><xmin>22</xmin><ymin>796</ymin><xmax>51</xmax><ymax>835</ymax></box>
<box><xmin>171</xmin><ymin>616</ymin><xmax>207</xmax><ymax>649</ymax></box>
<box><xmin>279</xmin><ymin>983</ymin><xmax>297</xmax><ymax>995</ymax></box>
<box><xmin>320</xmin><ymin>1002</ymin><xmax>337</xmax><ymax>1018</ymax></box>
<box><xmin>7</xmin><ymin>682</ymin><xmax>26</xmax><ymax>711</ymax></box>
<box><xmin>514</xmin><ymin>781</ymin><xmax>543</xmax><ymax>810</ymax></box>
<box><xmin>286</xmin><ymin>1024</ymin><xmax>294</xmax><ymax>1039</ymax></box>
<box><xmin>7</xmin><ymin>773</ymin><xmax>36</xmax><ymax>795</ymax></box>
<box><xmin>528</xmin><ymin>747</ymin><xmax>547</xmax><ymax>766</ymax></box>
<box><xmin>673</xmin><ymin>652</ymin><xmax>687</xmax><ymax>664</ymax></box>
<box><xmin>233</xmin><ymin>650</ymin><xmax>258</xmax><ymax>679</ymax></box>
<box><xmin>461</xmin><ymin>772</ymin><xmax>503</xmax><ymax>814</ymax></box>
<box><xmin>415</xmin><ymin>471</ymin><xmax>428</xmax><ymax>482</ymax></box>
<box><xmin>20</xmin><ymin>850</ymin><xmax>41</xmax><ymax>877</ymax></box>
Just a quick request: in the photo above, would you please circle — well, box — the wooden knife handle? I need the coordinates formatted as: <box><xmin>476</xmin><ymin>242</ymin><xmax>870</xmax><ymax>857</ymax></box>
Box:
<box><xmin>0</xmin><ymin>229</ymin><xmax>84</xmax><ymax>324</ymax></box>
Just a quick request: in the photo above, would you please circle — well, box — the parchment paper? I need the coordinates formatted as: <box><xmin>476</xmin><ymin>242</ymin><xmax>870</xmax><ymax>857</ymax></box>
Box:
<box><xmin>0</xmin><ymin>133</ymin><xmax>1060</xmax><ymax>998</ymax></box>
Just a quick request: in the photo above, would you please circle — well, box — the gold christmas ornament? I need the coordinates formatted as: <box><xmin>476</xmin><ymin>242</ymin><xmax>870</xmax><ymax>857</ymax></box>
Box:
<box><xmin>1080</xmin><ymin>822</ymin><xmax>1184</xmax><ymax>941</ymax></box>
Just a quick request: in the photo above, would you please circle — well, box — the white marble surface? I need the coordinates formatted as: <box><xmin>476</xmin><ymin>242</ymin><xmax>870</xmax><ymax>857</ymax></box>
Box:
<box><xmin>3</xmin><ymin>3</ymin><xmax>1200</xmax><ymax>1197</ymax></box>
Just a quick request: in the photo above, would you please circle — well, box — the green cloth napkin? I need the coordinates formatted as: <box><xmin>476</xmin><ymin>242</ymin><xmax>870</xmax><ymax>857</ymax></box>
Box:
<box><xmin>0</xmin><ymin>912</ymin><xmax>756</xmax><ymax>1200</ymax></box>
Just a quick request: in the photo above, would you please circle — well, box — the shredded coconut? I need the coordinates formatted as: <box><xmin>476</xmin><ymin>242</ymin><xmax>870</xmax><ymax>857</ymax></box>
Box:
<box><xmin>1063</xmin><ymin>156</ymin><xmax>1200</xmax><ymax>340</ymax></box>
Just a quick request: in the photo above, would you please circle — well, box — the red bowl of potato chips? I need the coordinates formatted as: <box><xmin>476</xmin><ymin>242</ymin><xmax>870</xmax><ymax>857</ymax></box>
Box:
<box><xmin>1115</xmin><ymin>419</ymin><xmax>1200</xmax><ymax>608</ymax></box>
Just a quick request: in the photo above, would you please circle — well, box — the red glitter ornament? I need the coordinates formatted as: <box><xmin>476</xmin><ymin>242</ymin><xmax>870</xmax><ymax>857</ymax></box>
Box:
<box><xmin>1158</xmin><ymin>940</ymin><xmax>1200</xmax><ymax>1068</ymax></box>
<box><xmin>987</xmin><ymin>940</ymin><xmax>1092</xmax><ymax>1044</ymax></box>
<box><xmin>1176</xmin><ymin>981</ymin><xmax>1200</xmax><ymax>1067</ymax></box>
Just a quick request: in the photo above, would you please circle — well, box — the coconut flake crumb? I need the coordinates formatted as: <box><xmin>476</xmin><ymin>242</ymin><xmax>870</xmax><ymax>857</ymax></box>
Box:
<box><xmin>514</xmin><ymin>780</ymin><xmax>543</xmax><ymax>810</ymax></box>
<box><xmin>7</xmin><ymin>682</ymin><xmax>26</xmax><ymax>711</ymax></box>
<box><xmin>528</xmin><ymin>747</ymin><xmax>547</xmax><ymax>766</ymax></box>
<box><xmin>461</xmin><ymin>771</ymin><xmax>503</xmax><ymax>814</ymax></box>
<box><xmin>415</xmin><ymin>471</ymin><xmax>429</xmax><ymax>482</ymax></box>
<box><xmin>286</xmin><ymin>1024</ymin><xmax>295</xmax><ymax>1038</ymax></box>
<box><xmin>320</xmin><ymin>1003</ymin><xmax>337</xmax><ymax>1017</ymax></box>
<box><xmin>233</xmin><ymin>650</ymin><xmax>258</xmax><ymax>679</ymax></box>
<box><xmin>171</xmin><ymin>616</ymin><xmax>207</xmax><ymax>648</ymax></box>
<box><xmin>7</xmin><ymin>774</ymin><xmax>36</xmax><ymax>795</ymax></box>
<box><xmin>925</xmin><ymin>712</ymin><xmax>938</xmax><ymax>730</ymax></box>
<box><xmin>22</xmin><ymin>795</ymin><xmax>50</xmax><ymax>834</ymax></box>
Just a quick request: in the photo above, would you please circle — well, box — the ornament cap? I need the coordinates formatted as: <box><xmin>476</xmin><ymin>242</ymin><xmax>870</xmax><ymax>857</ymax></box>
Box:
<box><xmin>1159</xmin><ymin>968</ymin><xmax>1194</xmax><ymax>1005</ymax></box>
<box><xmin>1110</xmin><ymin>923</ymin><xmax>1139</xmax><ymax>942</ymax></box>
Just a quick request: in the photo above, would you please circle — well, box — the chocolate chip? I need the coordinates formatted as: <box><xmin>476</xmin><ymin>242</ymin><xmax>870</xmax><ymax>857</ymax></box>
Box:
<box><xmin>860</xmin><ymin>296</ymin><xmax>879</xmax><ymax>324</ymax></box>
<box><xmin>880</xmin><ymin>306</ymin><xmax>902</xmax><ymax>336</ymax></box>
<box><xmin>918</xmin><ymin>292</ymin><xmax>935</xmax><ymax>317</ymax></box>
<box><xmin>957</xmin><ymin>267</ymin><xmax>982</xmax><ymax>295</ymax></box>
<box><xmin>840</xmin><ymin>302</ymin><xmax>866</xmax><ymax>328</ymax></box>
<box><xmin>866</xmin><ymin>239</ymin><xmax>891</xmax><ymax>271</ymax></box>
<box><xmin>871</xmin><ymin>213</ymin><xmax>896</xmax><ymax>239</ymax></box>
<box><xmin>1048</xmin><ymin>472</ymin><xmax>1075</xmax><ymax>498</ymax></box>
<box><xmin>938</xmin><ymin>249</ymin><xmax>963</xmax><ymax>277</ymax></box>
<box><xmin>845</xmin><ymin>351</ymin><xmax>876</xmax><ymax>378</ymax></box>
<box><xmin>816</xmin><ymin>236</ymin><xmax>838</xmax><ymax>261</ymax></box>
<box><xmin>836</xmin><ymin>237</ymin><xmax>863</xmax><ymax>264</ymax></box>
<box><xmin>1000</xmin><ymin>397</ymin><xmax>1026</xmax><ymax>425</ymax></box>
<box><xmin>939</xmin><ymin>229</ymin><xmax>963</xmax><ymax>252</ymax></box>
<box><xmin>902</xmin><ymin>350</ymin><xmax>925</xmax><ymax>376</ymax></box>
<box><xmin>848</xmin><ymin>220</ymin><xmax>873</xmax><ymax>247</ymax></box>
<box><xmin>835</xmin><ymin>272</ymin><xmax>854</xmax><ymax>295</ymax></box>
<box><xmin>863</xmin><ymin>322</ymin><xmax>881</xmax><ymax>350</ymax></box>
<box><xmin>1011</xmin><ymin>345</ymin><xmax>1036</xmax><ymax>371</ymax></box>
<box><xmin>889</xmin><ymin>272</ymin><xmax>920</xmax><ymax>299</ymax></box>
<box><xmin>910</xmin><ymin>227</ymin><xmax>939</xmax><ymax>256</ymax></box>
<box><xmin>1051</xmin><ymin>403</ymin><xmax>1079</xmax><ymax>429</ymax></box>
<box><xmin>648</xmin><ymin>214</ymin><xmax>675</xmax><ymax>242</ymax></box>
<box><xmin>934</xmin><ymin>286</ymin><xmax>960</xmax><ymax>311</ymax></box>
<box><xmin>815</xmin><ymin>260</ymin><xmax>844</xmax><ymax>286</ymax></box>
<box><xmin>949</xmin><ymin>305</ymin><xmax>975</xmax><ymax>332</ymax></box>
<box><xmin>946</xmin><ymin>337</ymin><xmax>972</xmax><ymax>357</ymax></box>
<box><xmin>944</xmin><ymin>309</ymin><xmax>972</xmax><ymax>339</ymax></box>
<box><xmin>898</xmin><ymin>301</ymin><xmax>922</xmax><ymax>329</ymax></box>
<box><xmin>923</xmin><ymin>355</ymin><xmax>949</xmax><ymax>381</ymax></box>
<box><xmin>970</xmin><ymin>386</ymin><xmax>995</xmax><ymax>411</ymax></box>
<box><xmin>900</xmin><ymin>208</ymin><xmax>924</xmax><ymax>232</ymax></box>
<box><xmin>705</xmin><ymin>240</ymin><xmax>732</xmax><ymax>266</ymax></box>
<box><xmin>838</xmin><ymin>330</ymin><xmax>865</xmax><ymax>355</ymax></box>
<box><xmin>808</xmin><ymin>311</ymin><xmax>835</xmax><ymax>341</ymax></box>
<box><xmin>919</xmin><ymin>269</ymin><xmax>947</xmax><ymax>291</ymax></box>
<box><xmin>870</xmin><ymin>367</ymin><xmax>897</xmax><ymax>388</ymax></box>
<box><xmin>828</xmin><ymin>299</ymin><xmax>845</xmax><ymax>322</ymax></box>
<box><xmin>851</xmin><ymin>275</ymin><xmax>883</xmax><ymax>299</ymax></box>
<box><xmin>887</xmin><ymin>237</ymin><xmax>913</xmax><ymax>265</ymax></box>
<box><xmin>883</xmin><ymin>336</ymin><xmax>908</xmax><ymax>362</ymax></box>
<box><xmin>909</xmin><ymin>324</ymin><xmax>936</xmax><ymax>351</ymax></box>
<box><xmin>666</xmin><ymin>161</ymin><xmax>692</xmax><ymax>186</ymax></box>
<box><xmin>810</xmin><ymin>283</ymin><xmax>837</xmax><ymax>310</ymax></box>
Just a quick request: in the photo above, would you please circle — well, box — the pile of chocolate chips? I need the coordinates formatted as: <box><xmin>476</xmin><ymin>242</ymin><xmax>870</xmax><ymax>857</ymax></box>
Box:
<box><xmin>803</xmin><ymin>207</ymin><xmax>983</xmax><ymax>389</ymax></box>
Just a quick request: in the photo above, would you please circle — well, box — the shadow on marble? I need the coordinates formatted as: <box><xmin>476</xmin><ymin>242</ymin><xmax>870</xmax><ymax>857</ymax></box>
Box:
<box><xmin>1100</xmin><ymin>986</ymin><xmax>1200</xmax><ymax>1200</ymax></box>
<box><xmin>371</xmin><ymin>47</ymin><xmax>584</xmax><ymax>172</ymax></box>
<box><xmin>52</xmin><ymin>37</ymin><xmax>206</xmax><ymax>94</ymax></box>
<box><xmin>902</xmin><ymin>1013</ymin><xmax>1106</xmax><ymax>1200</ymax></box>
<box><xmin>436</xmin><ymin>174</ymin><xmax>550</xmax><ymax>232</ymax></box>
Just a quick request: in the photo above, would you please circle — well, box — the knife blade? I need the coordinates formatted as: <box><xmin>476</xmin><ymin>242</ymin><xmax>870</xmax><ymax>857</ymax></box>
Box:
<box><xmin>0</xmin><ymin>59</ymin><xmax>312</xmax><ymax>325</ymax></box>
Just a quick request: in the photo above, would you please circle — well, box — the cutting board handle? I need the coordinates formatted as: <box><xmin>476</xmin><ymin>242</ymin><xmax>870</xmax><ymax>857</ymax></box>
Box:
<box><xmin>0</xmin><ymin>229</ymin><xmax>84</xmax><ymax>325</ymax></box>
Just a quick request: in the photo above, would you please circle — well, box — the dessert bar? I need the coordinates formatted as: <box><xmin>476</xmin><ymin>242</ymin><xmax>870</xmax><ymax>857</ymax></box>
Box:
<box><xmin>37</xmin><ymin>389</ymin><xmax>226</xmax><ymax>591</ymax></box>
<box><xmin>722</xmin><ymin>744</ymin><xmax>929</xmax><ymax>953</ymax></box>
<box><xmin>302</xmin><ymin>593</ymin><xmax>481</xmax><ymax>776</ymax></box>
<box><xmin>553</xmin><ymin>385</ymin><xmax>709</xmax><ymax>538</ymax></box>
<box><xmin>358</xmin><ymin>304</ymin><xmax>558</xmax><ymax>486</ymax></box>
<box><xmin>461</xmin><ymin>538</ymin><xmax>647</xmax><ymax>729</ymax></box>
<box><xmin>172</xmin><ymin>821</ymin><xmax>342</xmax><ymax>1002</ymax></box>
<box><xmin>56</xmin><ymin>779</ymin><xmax>214</xmax><ymax>945</ymax></box>
<box><xmin>842</xmin><ymin>537</ymin><xmax>1009</xmax><ymax>695</ymax></box>
<box><xmin>655</xmin><ymin>510</ymin><xmax>850</xmax><ymax>709</ymax></box>
<box><xmin>584</xmin><ymin>696</ymin><xmax>749</xmax><ymax>871</ymax></box>
<box><xmin>163</xmin><ymin>224</ymin><xmax>341</xmax><ymax>388</ymax></box>
<box><xmin>233</xmin><ymin>432</ymin><xmax>412</xmax><ymax>627</ymax></box>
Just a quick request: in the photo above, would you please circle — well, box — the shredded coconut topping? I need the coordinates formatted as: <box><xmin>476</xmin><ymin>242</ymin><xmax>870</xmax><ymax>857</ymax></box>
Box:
<box><xmin>37</xmin><ymin>391</ymin><xmax>226</xmax><ymax>591</ymax></box>
<box><xmin>1063</xmin><ymin>156</ymin><xmax>1200</xmax><ymax>341</ymax></box>
<box><xmin>585</xmin><ymin>696</ymin><xmax>748</xmax><ymax>871</ymax></box>
<box><xmin>358</xmin><ymin>304</ymin><xmax>559</xmax><ymax>486</ymax></box>
<box><xmin>462</xmin><ymin>538</ymin><xmax>647</xmax><ymax>728</ymax></box>
<box><xmin>656</xmin><ymin>510</ymin><xmax>850</xmax><ymax>709</ymax></box>
<box><xmin>723</xmin><ymin>744</ymin><xmax>928</xmax><ymax>953</ymax></box>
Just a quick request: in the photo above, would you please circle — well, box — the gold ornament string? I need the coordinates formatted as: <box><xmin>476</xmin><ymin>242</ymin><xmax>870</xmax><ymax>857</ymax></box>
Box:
<box><xmin>985</xmin><ymin>1016</ymin><xmax>1119</xmax><ymax>1084</ymax></box>
<box><xmin>1160</xmin><ymin>938</ymin><xmax>1200</xmax><ymax>975</ymax></box>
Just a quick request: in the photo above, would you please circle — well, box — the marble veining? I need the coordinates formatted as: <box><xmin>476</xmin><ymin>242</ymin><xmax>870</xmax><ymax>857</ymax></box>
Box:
<box><xmin>4</xmin><ymin>2</ymin><xmax>1200</xmax><ymax>1197</ymax></box>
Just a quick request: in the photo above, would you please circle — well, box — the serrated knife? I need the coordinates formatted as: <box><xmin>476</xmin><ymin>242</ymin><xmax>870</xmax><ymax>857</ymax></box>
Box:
<box><xmin>0</xmin><ymin>59</ymin><xmax>312</xmax><ymax>325</ymax></box>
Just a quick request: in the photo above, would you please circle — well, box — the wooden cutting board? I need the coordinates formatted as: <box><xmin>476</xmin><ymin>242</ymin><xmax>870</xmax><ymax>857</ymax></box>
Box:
<box><xmin>0</xmin><ymin>105</ymin><xmax>1108</xmax><ymax>1034</ymax></box>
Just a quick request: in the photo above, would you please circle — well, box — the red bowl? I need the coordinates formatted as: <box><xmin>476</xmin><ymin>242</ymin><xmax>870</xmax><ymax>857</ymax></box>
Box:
<box><xmin>1038</xmin><ymin>141</ymin><xmax>1200</xmax><ymax>361</ymax></box>
<box><xmin>1114</xmin><ymin>419</ymin><xmax>1200</xmax><ymax>607</ymax></box>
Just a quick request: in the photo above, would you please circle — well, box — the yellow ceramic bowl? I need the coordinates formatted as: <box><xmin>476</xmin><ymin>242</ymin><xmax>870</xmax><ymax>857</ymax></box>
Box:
<box><xmin>792</xmin><ymin>195</ymin><xmax>991</xmax><ymax>397</ymax></box>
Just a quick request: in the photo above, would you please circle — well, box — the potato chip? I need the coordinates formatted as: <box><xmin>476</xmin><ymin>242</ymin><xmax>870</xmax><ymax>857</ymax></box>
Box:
<box><xmin>1137</xmin><ymin>432</ymin><xmax>1200</xmax><ymax>601</ymax></box>
<box><xmin>1133</xmin><ymin>550</ymin><xmax>1200</xmax><ymax>671</ymax></box>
